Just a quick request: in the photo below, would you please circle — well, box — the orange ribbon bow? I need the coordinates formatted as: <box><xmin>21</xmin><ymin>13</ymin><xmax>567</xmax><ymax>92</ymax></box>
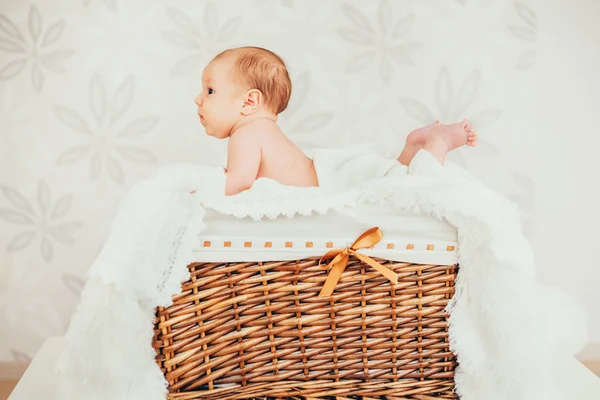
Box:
<box><xmin>318</xmin><ymin>227</ymin><xmax>399</xmax><ymax>297</ymax></box>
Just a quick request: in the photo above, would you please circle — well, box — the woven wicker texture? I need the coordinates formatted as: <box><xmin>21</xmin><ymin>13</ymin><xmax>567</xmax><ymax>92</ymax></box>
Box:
<box><xmin>154</xmin><ymin>257</ymin><xmax>457</xmax><ymax>399</ymax></box>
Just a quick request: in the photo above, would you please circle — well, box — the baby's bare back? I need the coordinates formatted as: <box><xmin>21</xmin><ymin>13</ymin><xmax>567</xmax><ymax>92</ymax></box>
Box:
<box><xmin>254</xmin><ymin>121</ymin><xmax>318</xmax><ymax>187</ymax></box>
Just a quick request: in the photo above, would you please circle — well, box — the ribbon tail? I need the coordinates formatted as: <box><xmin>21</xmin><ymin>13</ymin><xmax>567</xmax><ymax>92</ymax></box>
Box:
<box><xmin>352</xmin><ymin>252</ymin><xmax>398</xmax><ymax>285</ymax></box>
<box><xmin>318</xmin><ymin>253</ymin><xmax>349</xmax><ymax>297</ymax></box>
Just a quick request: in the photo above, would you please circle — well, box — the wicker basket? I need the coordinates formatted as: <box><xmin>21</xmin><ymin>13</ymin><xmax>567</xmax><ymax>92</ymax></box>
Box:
<box><xmin>153</xmin><ymin>254</ymin><xmax>458</xmax><ymax>399</ymax></box>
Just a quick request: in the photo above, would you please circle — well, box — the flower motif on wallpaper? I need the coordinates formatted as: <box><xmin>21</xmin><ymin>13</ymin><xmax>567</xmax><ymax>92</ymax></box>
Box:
<box><xmin>0</xmin><ymin>5</ymin><xmax>74</xmax><ymax>92</ymax></box>
<box><xmin>82</xmin><ymin>0</ymin><xmax>117</xmax><ymax>12</ymax></box>
<box><xmin>53</xmin><ymin>74</ymin><xmax>159</xmax><ymax>185</ymax></box>
<box><xmin>278</xmin><ymin>72</ymin><xmax>334</xmax><ymax>150</ymax></box>
<box><xmin>338</xmin><ymin>0</ymin><xmax>422</xmax><ymax>83</ymax></box>
<box><xmin>399</xmin><ymin>67</ymin><xmax>534</xmax><ymax>235</ymax></box>
<box><xmin>163</xmin><ymin>3</ymin><xmax>241</xmax><ymax>76</ymax></box>
<box><xmin>399</xmin><ymin>66</ymin><xmax>502</xmax><ymax>168</ymax></box>
<box><xmin>0</xmin><ymin>181</ymin><xmax>82</xmax><ymax>263</ymax></box>
<box><xmin>509</xmin><ymin>1</ymin><xmax>537</xmax><ymax>70</ymax></box>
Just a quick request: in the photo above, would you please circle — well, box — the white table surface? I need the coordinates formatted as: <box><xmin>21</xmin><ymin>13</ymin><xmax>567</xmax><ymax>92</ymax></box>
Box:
<box><xmin>9</xmin><ymin>337</ymin><xmax>63</xmax><ymax>400</ymax></box>
<box><xmin>9</xmin><ymin>337</ymin><xmax>600</xmax><ymax>399</ymax></box>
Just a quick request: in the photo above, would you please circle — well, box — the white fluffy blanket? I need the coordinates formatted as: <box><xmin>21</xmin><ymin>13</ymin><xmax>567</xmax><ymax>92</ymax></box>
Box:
<box><xmin>56</xmin><ymin>147</ymin><xmax>588</xmax><ymax>400</ymax></box>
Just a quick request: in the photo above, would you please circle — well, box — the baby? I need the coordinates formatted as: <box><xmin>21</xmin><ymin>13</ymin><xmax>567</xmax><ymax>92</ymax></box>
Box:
<box><xmin>194</xmin><ymin>46</ymin><xmax>478</xmax><ymax>196</ymax></box>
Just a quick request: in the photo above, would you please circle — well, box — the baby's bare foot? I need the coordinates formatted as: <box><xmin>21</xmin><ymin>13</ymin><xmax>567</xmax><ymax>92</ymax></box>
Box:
<box><xmin>398</xmin><ymin>121</ymin><xmax>440</xmax><ymax>165</ymax></box>
<box><xmin>423</xmin><ymin>118</ymin><xmax>478</xmax><ymax>165</ymax></box>
<box><xmin>431</xmin><ymin>118</ymin><xmax>478</xmax><ymax>150</ymax></box>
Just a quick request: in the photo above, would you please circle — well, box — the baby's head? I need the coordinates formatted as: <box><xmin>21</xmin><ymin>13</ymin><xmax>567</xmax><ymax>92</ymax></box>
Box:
<box><xmin>194</xmin><ymin>46</ymin><xmax>292</xmax><ymax>139</ymax></box>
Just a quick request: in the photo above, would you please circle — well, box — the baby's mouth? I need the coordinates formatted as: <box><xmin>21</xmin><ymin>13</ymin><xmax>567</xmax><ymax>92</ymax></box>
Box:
<box><xmin>198</xmin><ymin>114</ymin><xmax>205</xmax><ymax>123</ymax></box>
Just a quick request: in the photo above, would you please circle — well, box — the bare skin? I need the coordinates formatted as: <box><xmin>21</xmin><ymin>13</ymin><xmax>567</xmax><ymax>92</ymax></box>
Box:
<box><xmin>225</xmin><ymin>118</ymin><xmax>318</xmax><ymax>195</ymax></box>
<box><xmin>398</xmin><ymin>118</ymin><xmax>478</xmax><ymax>166</ymax></box>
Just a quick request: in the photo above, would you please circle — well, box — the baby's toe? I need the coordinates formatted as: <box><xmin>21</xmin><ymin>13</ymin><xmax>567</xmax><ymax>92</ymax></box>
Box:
<box><xmin>456</xmin><ymin>118</ymin><xmax>472</xmax><ymax>134</ymax></box>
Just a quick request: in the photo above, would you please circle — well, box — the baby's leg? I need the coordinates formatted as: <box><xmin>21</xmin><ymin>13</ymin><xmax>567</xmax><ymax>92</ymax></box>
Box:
<box><xmin>397</xmin><ymin>121</ymin><xmax>440</xmax><ymax>166</ymax></box>
<box><xmin>422</xmin><ymin>119</ymin><xmax>478</xmax><ymax>165</ymax></box>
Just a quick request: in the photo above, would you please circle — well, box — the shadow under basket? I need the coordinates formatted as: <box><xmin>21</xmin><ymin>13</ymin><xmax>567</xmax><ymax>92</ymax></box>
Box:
<box><xmin>153</xmin><ymin>257</ymin><xmax>458</xmax><ymax>399</ymax></box>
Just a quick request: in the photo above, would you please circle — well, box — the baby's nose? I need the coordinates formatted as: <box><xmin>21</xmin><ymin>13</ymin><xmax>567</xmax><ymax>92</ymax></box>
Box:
<box><xmin>194</xmin><ymin>95</ymin><xmax>202</xmax><ymax>106</ymax></box>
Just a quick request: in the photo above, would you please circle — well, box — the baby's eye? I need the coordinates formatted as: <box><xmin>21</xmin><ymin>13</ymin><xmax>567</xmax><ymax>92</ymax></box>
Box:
<box><xmin>208</xmin><ymin>88</ymin><xmax>214</xmax><ymax>95</ymax></box>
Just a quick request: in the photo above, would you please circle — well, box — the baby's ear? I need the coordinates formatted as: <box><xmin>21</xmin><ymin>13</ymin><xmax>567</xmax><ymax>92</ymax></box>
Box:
<box><xmin>241</xmin><ymin>89</ymin><xmax>262</xmax><ymax>115</ymax></box>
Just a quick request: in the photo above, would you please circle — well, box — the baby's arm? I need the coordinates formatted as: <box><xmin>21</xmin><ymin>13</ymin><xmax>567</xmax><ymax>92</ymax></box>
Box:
<box><xmin>225</xmin><ymin>129</ymin><xmax>261</xmax><ymax>196</ymax></box>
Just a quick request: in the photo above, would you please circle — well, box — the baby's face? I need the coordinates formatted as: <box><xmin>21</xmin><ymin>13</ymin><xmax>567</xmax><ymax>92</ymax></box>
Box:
<box><xmin>194</xmin><ymin>58</ymin><xmax>246</xmax><ymax>139</ymax></box>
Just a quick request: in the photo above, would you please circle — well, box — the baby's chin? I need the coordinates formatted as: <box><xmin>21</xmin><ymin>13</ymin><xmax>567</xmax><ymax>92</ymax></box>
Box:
<box><xmin>204</xmin><ymin>127</ymin><xmax>229</xmax><ymax>139</ymax></box>
<box><xmin>202</xmin><ymin>126</ymin><xmax>214</xmax><ymax>138</ymax></box>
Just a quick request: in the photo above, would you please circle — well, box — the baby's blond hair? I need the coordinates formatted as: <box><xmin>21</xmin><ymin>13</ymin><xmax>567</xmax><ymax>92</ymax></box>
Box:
<box><xmin>214</xmin><ymin>46</ymin><xmax>292</xmax><ymax>115</ymax></box>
